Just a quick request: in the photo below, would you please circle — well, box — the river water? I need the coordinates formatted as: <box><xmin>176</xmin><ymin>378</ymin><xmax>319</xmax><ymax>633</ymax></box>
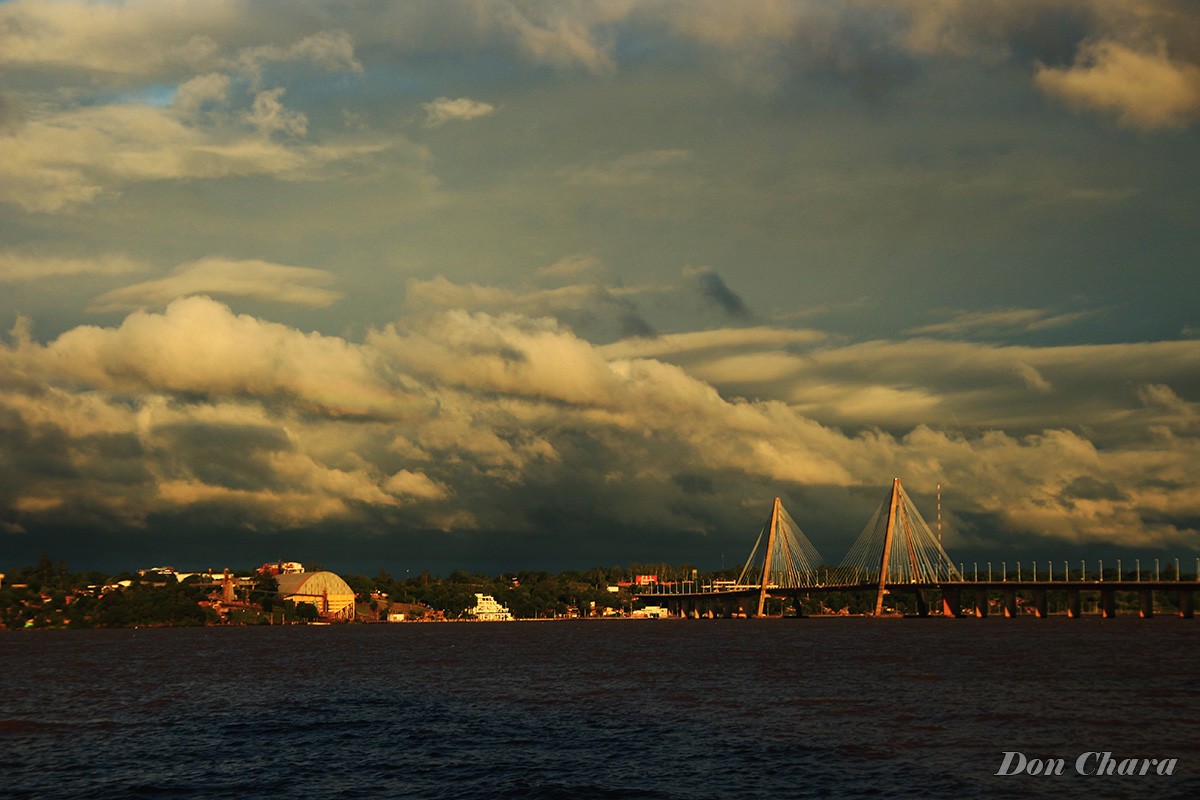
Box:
<box><xmin>2</xmin><ymin>618</ymin><xmax>1198</xmax><ymax>799</ymax></box>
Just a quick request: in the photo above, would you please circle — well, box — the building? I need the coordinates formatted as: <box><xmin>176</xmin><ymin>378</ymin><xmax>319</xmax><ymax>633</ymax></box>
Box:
<box><xmin>258</xmin><ymin>561</ymin><xmax>305</xmax><ymax>575</ymax></box>
<box><xmin>275</xmin><ymin>571</ymin><xmax>356</xmax><ymax>620</ymax></box>
<box><xmin>464</xmin><ymin>593</ymin><xmax>514</xmax><ymax>621</ymax></box>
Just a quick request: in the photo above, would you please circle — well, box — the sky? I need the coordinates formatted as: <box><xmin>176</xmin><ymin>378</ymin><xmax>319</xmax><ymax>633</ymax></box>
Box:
<box><xmin>1</xmin><ymin>0</ymin><xmax>1198</xmax><ymax>576</ymax></box>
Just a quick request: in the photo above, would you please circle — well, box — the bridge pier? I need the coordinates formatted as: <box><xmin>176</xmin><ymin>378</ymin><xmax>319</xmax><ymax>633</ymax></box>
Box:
<box><xmin>1139</xmin><ymin>589</ymin><xmax>1154</xmax><ymax>619</ymax></box>
<box><xmin>1067</xmin><ymin>589</ymin><xmax>1081</xmax><ymax>618</ymax></box>
<box><xmin>912</xmin><ymin>589</ymin><xmax>929</xmax><ymax>617</ymax></box>
<box><xmin>1033</xmin><ymin>588</ymin><xmax>1048</xmax><ymax>618</ymax></box>
<box><xmin>941</xmin><ymin>587</ymin><xmax>961</xmax><ymax>618</ymax></box>
<box><xmin>1101</xmin><ymin>588</ymin><xmax>1116</xmax><ymax>618</ymax></box>
<box><xmin>1180</xmin><ymin>590</ymin><xmax>1194</xmax><ymax>619</ymax></box>
<box><xmin>1003</xmin><ymin>589</ymin><xmax>1018</xmax><ymax>618</ymax></box>
<box><xmin>973</xmin><ymin>591</ymin><xmax>988</xmax><ymax>618</ymax></box>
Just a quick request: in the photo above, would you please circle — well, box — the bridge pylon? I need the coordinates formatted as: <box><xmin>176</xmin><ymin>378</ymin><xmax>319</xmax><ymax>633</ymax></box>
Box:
<box><xmin>837</xmin><ymin>478</ymin><xmax>962</xmax><ymax>615</ymax></box>
<box><xmin>736</xmin><ymin>497</ymin><xmax>823</xmax><ymax>617</ymax></box>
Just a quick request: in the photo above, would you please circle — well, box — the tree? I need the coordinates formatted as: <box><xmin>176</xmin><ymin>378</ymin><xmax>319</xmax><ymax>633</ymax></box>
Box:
<box><xmin>294</xmin><ymin>601</ymin><xmax>318</xmax><ymax>622</ymax></box>
<box><xmin>254</xmin><ymin>574</ymin><xmax>280</xmax><ymax>612</ymax></box>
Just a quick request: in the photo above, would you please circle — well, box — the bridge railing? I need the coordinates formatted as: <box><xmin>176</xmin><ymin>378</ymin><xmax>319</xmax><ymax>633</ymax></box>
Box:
<box><xmin>947</xmin><ymin>557</ymin><xmax>1199</xmax><ymax>584</ymax></box>
<box><xmin>633</xmin><ymin>557</ymin><xmax>1200</xmax><ymax>594</ymax></box>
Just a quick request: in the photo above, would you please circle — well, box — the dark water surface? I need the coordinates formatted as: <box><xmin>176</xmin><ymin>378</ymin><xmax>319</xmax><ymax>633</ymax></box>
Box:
<box><xmin>2</xmin><ymin>618</ymin><xmax>1198</xmax><ymax>799</ymax></box>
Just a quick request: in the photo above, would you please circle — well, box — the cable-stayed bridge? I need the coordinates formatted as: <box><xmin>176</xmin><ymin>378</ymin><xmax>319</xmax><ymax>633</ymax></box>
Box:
<box><xmin>635</xmin><ymin>478</ymin><xmax>1200</xmax><ymax>619</ymax></box>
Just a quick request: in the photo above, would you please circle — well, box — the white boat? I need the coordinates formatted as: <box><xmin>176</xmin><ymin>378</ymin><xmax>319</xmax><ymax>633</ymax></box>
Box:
<box><xmin>465</xmin><ymin>593</ymin><xmax>514</xmax><ymax>621</ymax></box>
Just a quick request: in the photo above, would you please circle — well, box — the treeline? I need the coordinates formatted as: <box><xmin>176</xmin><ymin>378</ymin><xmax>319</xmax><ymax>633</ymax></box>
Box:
<box><xmin>0</xmin><ymin>555</ymin><xmax>215</xmax><ymax>629</ymax></box>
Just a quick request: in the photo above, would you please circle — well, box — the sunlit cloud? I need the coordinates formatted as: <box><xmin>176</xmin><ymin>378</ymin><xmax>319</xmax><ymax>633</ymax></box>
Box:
<box><xmin>422</xmin><ymin>97</ymin><xmax>497</xmax><ymax>127</ymax></box>
<box><xmin>0</xmin><ymin>100</ymin><xmax>391</xmax><ymax>212</ymax></box>
<box><xmin>2</xmin><ymin>283</ymin><xmax>1198</xmax><ymax>553</ymax></box>
<box><xmin>1035</xmin><ymin>41</ymin><xmax>1200</xmax><ymax>130</ymax></box>
<box><xmin>907</xmin><ymin>307</ymin><xmax>1095</xmax><ymax>336</ymax></box>
<box><xmin>0</xmin><ymin>253</ymin><xmax>143</xmax><ymax>283</ymax></box>
<box><xmin>89</xmin><ymin>258</ymin><xmax>343</xmax><ymax>311</ymax></box>
<box><xmin>1</xmin><ymin>2</ymin><xmax>1198</xmax><ymax>568</ymax></box>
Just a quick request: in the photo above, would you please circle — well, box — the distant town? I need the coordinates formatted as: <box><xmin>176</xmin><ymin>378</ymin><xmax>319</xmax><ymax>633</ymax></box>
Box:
<box><xmin>0</xmin><ymin>555</ymin><xmax>733</xmax><ymax>629</ymax></box>
<box><xmin>4</xmin><ymin>553</ymin><xmax>1196</xmax><ymax>629</ymax></box>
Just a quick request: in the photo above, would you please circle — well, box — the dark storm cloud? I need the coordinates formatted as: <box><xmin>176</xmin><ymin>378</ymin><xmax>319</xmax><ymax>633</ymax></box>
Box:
<box><xmin>1060</xmin><ymin>475</ymin><xmax>1126</xmax><ymax>504</ymax></box>
<box><xmin>154</xmin><ymin>423</ymin><xmax>293</xmax><ymax>492</ymax></box>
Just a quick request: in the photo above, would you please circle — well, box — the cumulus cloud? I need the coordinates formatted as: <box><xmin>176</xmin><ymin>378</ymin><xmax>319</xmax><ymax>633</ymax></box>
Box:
<box><xmin>244</xmin><ymin>87</ymin><xmax>308</xmax><ymax>138</ymax></box>
<box><xmin>173</xmin><ymin>72</ymin><xmax>231</xmax><ymax>117</ymax></box>
<box><xmin>1035</xmin><ymin>41</ymin><xmax>1200</xmax><ymax>129</ymax></box>
<box><xmin>230</xmin><ymin>29</ymin><xmax>363</xmax><ymax>83</ymax></box>
<box><xmin>422</xmin><ymin>97</ymin><xmax>497</xmax><ymax>127</ymax></box>
<box><xmin>1</xmin><ymin>284</ymin><xmax>1197</xmax><ymax>555</ymax></box>
<box><xmin>89</xmin><ymin>257</ymin><xmax>343</xmax><ymax>312</ymax></box>
<box><xmin>404</xmin><ymin>276</ymin><xmax>655</xmax><ymax>341</ymax></box>
<box><xmin>12</xmin><ymin>296</ymin><xmax>418</xmax><ymax>418</ymax></box>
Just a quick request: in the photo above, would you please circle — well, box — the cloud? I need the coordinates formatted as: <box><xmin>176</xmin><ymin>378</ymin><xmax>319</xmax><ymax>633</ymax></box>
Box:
<box><xmin>173</xmin><ymin>72</ymin><xmax>231</xmax><ymax>117</ymax></box>
<box><xmin>907</xmin><ymin>307</ymin><xmax>1094</xmax><ymax>336</ymax></box>
<box><xmin>601</xmin><ymin>320</ymin><xmax>1200</xmax><ymax>441</ymax></box>
<box><xmin>422</xmin><ymin>97</ymin><xmax>497</xmax><ymax>127</ymax></box>
<box><xmin>2</xmin><ymin>6</ymin><xmax>1199</xmax><ymax>561</ymax></box>
<box><xmin>230</xmin><ymin>29</ymin><xmax>363</xmax><ymax>83</ymax></box>
<box><xmin>0</xmin><ymin>2</ymin><xmax>361</xmax><ymax>80</ymax></box>
<box><xmin>0</xmin><ymin>97</ymin><xmax>389</xmax><ymax>212</ymax></box>
<box><xmin>244</xmin><ymin>88</ymin><xmax>308</xmax><ymax>138</ymax></box>
<box><xmin>404</xmin><ymin>276</ymin><xmax>655</xmax><ymax>341</ymax></box>
<box><xmin>857</xmin><ymin>1</ymin><xmax>1200</xmax><ymax>127</ymax></box>
<box><xmin>538</xmin><ymin>253</ymin><xmax>605</xmax><ymax>281</ymax></box>
<box><xmin>1035</xmin><ymin>40</ymin><xmax>1200</xmax><ymax>129</ymax></box>
<box><xmin>14</xmin><ymin>296</ymin><xmax>417</xmax><ymax>419</ymax></box>
<box><xmin>683</xmin><ymin>267</ymin><xmax>752</xmax><ymax>320</ymax></box>
<box><xmin>0</xmin><ymin>0</ymin><xmax>237</xmax><ymax>76</ymax></box>
<box><xmin>89</xmin><ymin>257</ymin><xmax>343</xmax><ymax>312</ymax></box>
<box><xmin>1</xmin><ymin>282</ymin><xmax>1197</xmax><ymax>555</ymax></box>
<box><xmin>0</xmin><ymin>253</ymin><xmax>143</xmax><ymax>283</ymax></box>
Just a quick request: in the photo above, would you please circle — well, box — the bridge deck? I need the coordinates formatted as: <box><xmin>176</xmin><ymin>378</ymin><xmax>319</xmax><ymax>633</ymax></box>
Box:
<box><xmin>635</xmin><ymin>580</ymin><xmax>1200</xmax><ymax>601</ymax></box>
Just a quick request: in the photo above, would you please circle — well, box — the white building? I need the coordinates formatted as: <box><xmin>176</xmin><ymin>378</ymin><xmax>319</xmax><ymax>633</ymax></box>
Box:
<box><xmin>465</xmin><ymin>593</ymin><xmax>514</xmax><ymax>621</ymax></box>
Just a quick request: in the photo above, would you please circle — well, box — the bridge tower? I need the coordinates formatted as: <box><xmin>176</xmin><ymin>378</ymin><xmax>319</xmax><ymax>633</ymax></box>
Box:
<box><xmin>838</xmin><ymin>478</ymin><xmax>962</xmax><ymax>615</ymax></box>
<box><xmin>756</xmin><ymin>498</ymin><xmax>782</xmax><ymax>617</ymax></box>
<box><xmin>874</xmin><ymin>479</ymin><xmax>902</xmax><ymax>615</ymax></box>
<box><xmin>735</xmin><ymin>497</ymin><xmax>823</xmax><ymax>617</ymax></box>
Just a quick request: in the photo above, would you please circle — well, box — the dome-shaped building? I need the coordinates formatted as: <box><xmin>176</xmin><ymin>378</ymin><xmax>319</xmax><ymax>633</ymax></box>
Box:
<box><xmin>275</xmin><ymin>571</ymin><xmax>356</xmax><ymax>620</ymax></box>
